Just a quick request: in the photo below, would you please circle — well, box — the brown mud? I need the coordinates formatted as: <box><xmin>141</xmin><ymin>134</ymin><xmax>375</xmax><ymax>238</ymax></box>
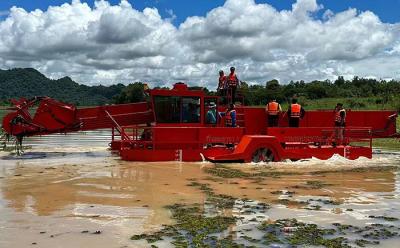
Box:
<box><xmin>0</xmin><ymin>130</ymin><xmax>399</xmax><ymax>247</ymax></box>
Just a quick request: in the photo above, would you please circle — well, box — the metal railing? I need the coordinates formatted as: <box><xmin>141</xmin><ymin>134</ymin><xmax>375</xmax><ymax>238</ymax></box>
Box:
<box><xmin>120</xmin><ymin>125</ymin><xmax>154</xmax><ymax>150</ymax></box>
<box><xmin>268</xmin><ymin>127</ymin><xmax>373</xmax><ymax>148</ymax></box>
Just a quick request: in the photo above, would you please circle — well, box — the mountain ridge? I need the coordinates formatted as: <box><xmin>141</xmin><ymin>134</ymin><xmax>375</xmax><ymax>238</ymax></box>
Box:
<box><xmin>0</xmin><ymin>68</ymin><xmax>125</xmax><ymax>106</ymax></box>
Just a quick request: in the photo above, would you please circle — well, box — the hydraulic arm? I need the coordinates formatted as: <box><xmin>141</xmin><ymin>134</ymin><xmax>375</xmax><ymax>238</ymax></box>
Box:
<box><xmin>1</xmin><ymin>96</ymin><xmax>153</xmax><ymax>153</ymax></box>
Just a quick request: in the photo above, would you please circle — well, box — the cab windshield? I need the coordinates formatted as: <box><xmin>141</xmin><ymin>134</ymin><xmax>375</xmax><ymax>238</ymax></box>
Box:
<box><xmin>154</xmin><ymin>96</ymin><xmax>201</xmax><ymax>124</ymax></box>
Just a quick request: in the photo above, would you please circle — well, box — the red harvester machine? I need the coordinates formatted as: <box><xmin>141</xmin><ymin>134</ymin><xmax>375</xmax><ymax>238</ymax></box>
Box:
<box><xmin>1</xmin><ymin>83</ymin><xmax>399</xmax><ymax>162</ymax></box>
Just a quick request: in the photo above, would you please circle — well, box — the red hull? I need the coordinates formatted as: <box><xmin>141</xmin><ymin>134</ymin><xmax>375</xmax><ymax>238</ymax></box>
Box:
<box><xmin>115</xmin><ymin>132</ymin><xmax>373</xmax><ymax>162</ymax></box>
<box><xmin>2</xmin><ymin>83</ymin><xmax>398</xmax><ymax>162</ymax></box>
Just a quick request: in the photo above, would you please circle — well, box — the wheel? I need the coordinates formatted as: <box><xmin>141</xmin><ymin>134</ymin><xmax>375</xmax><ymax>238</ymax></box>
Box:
<box><xmin>251</xmin><ymin>148</ymin><xmax>274</xmax><ymax>163</ymax></box>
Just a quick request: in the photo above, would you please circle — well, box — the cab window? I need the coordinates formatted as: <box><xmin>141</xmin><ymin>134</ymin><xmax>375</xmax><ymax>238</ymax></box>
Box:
<box><xmin>154</xmin><ymin>96</ymin><xmax>201</xmax><ymax>123</ymax></box>
<box><xmin>154</xmin><ymin>96</ymin><xmax>181</xmax><ymax>123</ymax></box>
<box><xmin>182</xmin><ymin>97</ymin><xmax>200</xmax><ymax>123</ymax></box>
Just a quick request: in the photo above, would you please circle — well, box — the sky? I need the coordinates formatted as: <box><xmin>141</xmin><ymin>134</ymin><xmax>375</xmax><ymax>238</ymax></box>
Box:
<box><xmin>0</xmin><ymin>0</ymin><xmax>399</xmax><ymax>87</ymax></box>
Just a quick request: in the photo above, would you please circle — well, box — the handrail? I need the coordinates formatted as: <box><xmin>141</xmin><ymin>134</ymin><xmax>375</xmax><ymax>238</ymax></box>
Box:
<box><xmin>104</xmin><ymin>109</ymin><xmax>131</xmax><ymax>142</ymax></box>
<box><xmin>120</xmin><ymin>125</ymin><xmax>153</xmax><ymax>149</ymax></box>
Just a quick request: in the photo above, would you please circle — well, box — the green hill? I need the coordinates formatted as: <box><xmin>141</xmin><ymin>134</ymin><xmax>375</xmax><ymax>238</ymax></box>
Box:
<box><xmin>1</xmin><ymin>68</ymin><xmax>400</xmax><ymax>112</ymax></box>
<box><xmin>0</xmin><ymin>68</ymin><xmax>125</xmax><ymax>106</ymax></box>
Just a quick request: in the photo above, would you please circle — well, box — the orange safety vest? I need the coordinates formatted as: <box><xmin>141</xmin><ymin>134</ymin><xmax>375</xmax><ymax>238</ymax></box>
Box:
<box><xmin>225</xmin><ymin>109</ymin><xmax>235</xmax><ymax>126</ymax></box>
<box><xmin>218</xmin><ymin>75</ymin><xmax>226</xmax><ymax>89</ymax></box>
<box><xmin>290</xmin><ymin>104</ymin><xmax>301</xmax><ymax>118</ymax></box>
<box><xmin>335</xmin><ymin>109</ymin><xmax>346</xmax><ymax>123</ymax></box>
<box><xmin>227</xmin><ymin>73</ymin><xmax>238</xmax><ymax>87</ymax></box>
<box><xmin>266</xmin><ymin>102</ymin><xmax>279</xmax><ymax>115</ymax></box>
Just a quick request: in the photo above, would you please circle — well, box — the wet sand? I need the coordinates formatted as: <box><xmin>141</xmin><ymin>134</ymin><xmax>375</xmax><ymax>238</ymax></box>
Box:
<box><xmin>0</xmin><ymin>130</ymin><xmax>399</xmax><ymax>247</ymax></box>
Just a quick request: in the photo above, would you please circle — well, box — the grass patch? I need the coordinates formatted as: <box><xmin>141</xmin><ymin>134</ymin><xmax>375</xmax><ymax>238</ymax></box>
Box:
<box><xmin>282</xmin><ymin>97</ymin><xmax>400</xmax><ymax>111</ymax></box>
<box><xmin>310</xmin><ymin>166</ymin><xmax>399</xmax><ymax>175</ymax></box>
<box><xmin>372</xmin><ymin>138</ymin><xmax>400</xmax><ymax>150</ymax></box>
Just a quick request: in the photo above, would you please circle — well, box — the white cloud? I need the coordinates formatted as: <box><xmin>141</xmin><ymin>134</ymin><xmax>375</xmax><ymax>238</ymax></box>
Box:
<box><xmin>0</xmin><ymin>0</ymin><xmax>399</xmax><ymax>88</ymax></box>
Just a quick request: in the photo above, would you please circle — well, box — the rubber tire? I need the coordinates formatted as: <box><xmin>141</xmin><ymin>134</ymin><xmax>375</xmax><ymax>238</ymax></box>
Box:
<box><xmin>251</xmin><ymin>148</ymin><xmax>274</xmax><ymax>163</ymax></box>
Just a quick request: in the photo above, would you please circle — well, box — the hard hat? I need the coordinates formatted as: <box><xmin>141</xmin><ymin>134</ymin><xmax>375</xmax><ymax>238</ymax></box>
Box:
<box><xmin>230</xmin><ymin>66</ymin><xmax>235</xmax><ymax>71</ymax></box>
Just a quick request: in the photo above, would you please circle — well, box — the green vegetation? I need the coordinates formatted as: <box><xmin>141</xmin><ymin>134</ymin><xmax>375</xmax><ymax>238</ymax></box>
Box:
<box><xmin>205</xmin><ymin>165</ymin><xmax>300</xmax><ymax>179</ymax></box>
<box><xmin>1</xmin><ymin>68</ymin><xmax>399</xmax><ymax>148</ymax></box>
<box><xmin>129</xmin><ymin>172</ymin><xmax>400</xmax><ymax>247</ymax></box>
<box><xmin>2</xmin><ymin>68</ymin><xmax>399</xmax><ymax>111</ymax></box>
<box><xmin>305</xmin><ymin>180</ymin><xmax>333</xmax><ymax>189</ymax></box>
<box><xmin>114</xmin><ymin>82</ymin><xmax>146</xmax><ymax>104</ymax></box>
<box><xmin>0</xmin><ymin>68</ymin><xmax>124</xmax><ymax>106</ymax></box>
<box><xmin>205</xmin><ymin>165</ymin><xmax>399</xmax><ymax>181</ymax></box>
<box><xmin>131</xmin><ymin>203</ymin><xmax>237</xmax><ymax>246</ymax></box>
<box><xmin>368</xmin><ymin>215</ymin><xmax>399</xmax><ymax>221</ymax></box>
<box><xmin>258</xmin><ymin>219</ymin><xmax>399</xmax><ymax>247</ymax></box>
<box><xmin>373</xmin><ymin>138</ymin><xmax>400</xmax><ymax>150</ymax></box>
<box><xmin>131</xmin><ymin>180</ymin><xmax>240</xmax><ymax>247</ymax></box>
<box><xmin>238</xmin><ymin>77</ymin><xmax>400</xmax><ymax>111</ymax></box>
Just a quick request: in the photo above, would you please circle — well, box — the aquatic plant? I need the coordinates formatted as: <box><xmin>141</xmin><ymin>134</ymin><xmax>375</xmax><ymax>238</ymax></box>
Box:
<box><xmin>205</xmin><ymin>165</ymin><xmax>299</xmax><ymax>179</ymax></box>
<box><xmin>368</xmin><ymin>215</ymin><xmax>399</xmax><ymax>221</ymax></box>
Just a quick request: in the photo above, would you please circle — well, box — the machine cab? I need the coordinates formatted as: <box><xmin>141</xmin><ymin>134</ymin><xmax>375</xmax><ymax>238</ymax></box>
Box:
<box><xmin>150</xmin><ymin>83</ymin><xmax>219</xmax><ymax>126</ymax></box>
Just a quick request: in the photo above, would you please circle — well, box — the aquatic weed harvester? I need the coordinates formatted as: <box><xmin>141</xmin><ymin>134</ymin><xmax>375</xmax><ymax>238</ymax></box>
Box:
<box><xmin>1</xmin><ymin>83</ymin><xmax>399</xmax><ymax>162</ymax></box>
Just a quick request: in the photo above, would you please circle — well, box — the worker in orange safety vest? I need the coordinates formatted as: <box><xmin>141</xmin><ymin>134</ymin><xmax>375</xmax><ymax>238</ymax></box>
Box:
<box><xmin>225</xmin><ymin>104</ymin><xmax>237</xmax><ymax>127</ymax></box>
<box><xmin>334</xmin><ymin>103</ymin><xmax>346</xmax><ymax>127</ymax></box>
<box><xmin>265</xmin><ymin>99</ymin><xmax>282</xmax><ymax>127</ymax></box>
<box><xmin>217</xmin><ymin>70</ymin><xmax>227</xmax><ymax>97</ymax></box>
<box><xmin>226</xmin><ymin>67</ymin><xmax>239</xmax><ymax>104</ymax></box>
<box><xmin>287</xmin><ymin>98</ymin><xmax>305</xmax><ymax>127</ymax></box>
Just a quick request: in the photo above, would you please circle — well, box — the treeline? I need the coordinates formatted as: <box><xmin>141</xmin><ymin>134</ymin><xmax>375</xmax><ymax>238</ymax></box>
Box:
<box><xmin>114</xmin><ymin>77</ymin><xmax>400</xmax><ymax>111</ymax></box>
<box><xmin>236</xmin><ymin>76</ymin><xmax>400</xmax><ymax>108</ymax></box>
<box><xmin>1</xmin><ymin>68</ymin><xmax>399</xmax><ymax>111</ymax></box>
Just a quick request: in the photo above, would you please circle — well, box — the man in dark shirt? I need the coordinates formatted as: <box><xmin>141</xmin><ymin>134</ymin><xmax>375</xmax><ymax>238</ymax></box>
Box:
<box><xmin>333</xmin><ymin>103</ymin><xmax>346</xmax><ymax>146</ymax></box>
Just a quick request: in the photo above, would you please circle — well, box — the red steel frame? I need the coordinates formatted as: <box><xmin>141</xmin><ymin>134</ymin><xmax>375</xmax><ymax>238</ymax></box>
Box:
<box><xmin>110</xmin><ymin>83</ymin><xmax>398</xmax><ymax>162</ymax></box>
<box><xmin>2</xmin><ymin>83</ymin><xmax>398</xmax><ymax>162</ymax></box>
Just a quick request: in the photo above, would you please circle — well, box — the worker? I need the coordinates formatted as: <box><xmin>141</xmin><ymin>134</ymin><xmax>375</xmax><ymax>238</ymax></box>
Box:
<box><xmin>226</xmin><ymin>67</ymin><xmax>239</xmax><ymax>104</ymax></box>
<box><xmin>334</xmin><ymin>103</ymin><xmax>346</xmax><ymax>127</ymax></box>
<box><xmin>217</xmin><ymin>70</ymin><xmax>227</xmax><ymax>97</ymax></box>
<box><xmin>225</xmin><ymin>103</ymin><xmax>237</xmax><ymax>127</ymax></box>
<box><xmin>333</xmin><ymin>103</ymin><xmax>346</xmax><ymax>146</ymax></box>
<box><xmin>206</xmin><ymin>102</ymin><xmax>217</xmax><ymax>124</ymax></box>
<box><xmin>265</xmin><ymin>99</ymin><xmax>282</xmax><ymax>127</ymax></box>
<box><xmin>287</xmin><ymin>98</ymin><xmax>305</xmax><ymax>127</ymax></box>
<box><xmin>189</xmin><ymin>103</ymin><xmax>200</xmax><ymax>123</ymax></box>
<box><xmin>140</xmin><ymin>122</ymin><xmax>152</xmax><ymax>141</ymax></box>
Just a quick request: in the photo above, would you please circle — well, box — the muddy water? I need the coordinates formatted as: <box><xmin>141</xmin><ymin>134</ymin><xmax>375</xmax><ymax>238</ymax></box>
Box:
<box><xmin>0</xmin><ymin>130</ymin><xmax>400</xmax><ymax>247</ymax></box>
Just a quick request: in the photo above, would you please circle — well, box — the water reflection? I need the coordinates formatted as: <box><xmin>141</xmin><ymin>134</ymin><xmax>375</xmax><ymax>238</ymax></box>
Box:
<box><xmin>0</xmin><ymin>131</ymin><xmax>399</xmax><ymax>247</ymax></box>
<box><xmin>1</xmin><ymin>160</ymin><xmax>207</xmax><ymax>218</ymax></box>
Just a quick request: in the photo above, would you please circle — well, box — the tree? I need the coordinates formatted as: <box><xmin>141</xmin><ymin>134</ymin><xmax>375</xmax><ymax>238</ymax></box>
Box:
<box><xmin>114</xmin><ymin>82</ymin><xmax>145</xmax><ymax>103</ymax></box>
<box><xmin>266</xmin><ymin>79</ymin><xmax>280</xmax><ymax>91</ymax></box>
<box><xmin>305</xmin><ymin>83</ymin><xmax>328</xmax><ymax>99</ymax></box>
<box><xmin>265</xmin><ymin>79</ymin><xmax>284</xmax><ymax>102</ymax></box>
<box><xmin>334</xmin><ymin>76</ymin><xmax>345</xmax><ymax>87</ymax></box>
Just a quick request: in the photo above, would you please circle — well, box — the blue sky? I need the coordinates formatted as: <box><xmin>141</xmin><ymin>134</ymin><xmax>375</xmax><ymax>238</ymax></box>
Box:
<box><xmin>0</xmin><ymin>0</ymin><xmax>399</xmax><ymax>24</ymax></box>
